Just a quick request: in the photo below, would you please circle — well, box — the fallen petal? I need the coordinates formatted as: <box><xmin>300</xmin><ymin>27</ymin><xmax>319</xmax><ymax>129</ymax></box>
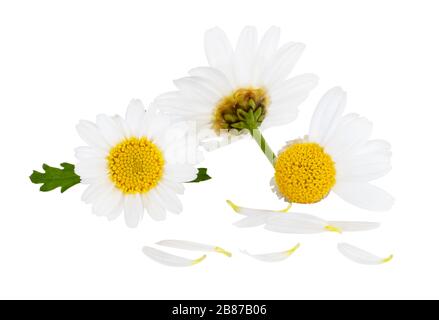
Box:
<box><xmin>156</xmin><ymin>240</ymin><xmax>232</xmax><ymax>257</ymax></box>
<box><xmin>226</xmin><ymin>199</ymin><xmax>291</xmax><ymax>215</ymax></box>
<box><xmin>142</xmin><ymin>246</ymin><xmax>207</xmax><ymax>267</ymax></box>
<box><xmin>265</xmin><ymin>213</ymin><xmax>331</xmax><ymax>234</ymax></box>
<box><xmin>242</xmin><ymin>243</ymin><xmax>300</xmax><ymax>262</ymax></box>
<box><xmin>337</xmin><ymin>243</ymin><xmax>393</xmax><ymax>265</ymax></box>
<box><xmin>233</xmin><ymin>215</ymin><xmax>268</xmax><ymax>228</ymax></box>
<box><xmin>329</xmin><ymin>221</ymin><xmax>380</xmax><ymax>232</ymax></box>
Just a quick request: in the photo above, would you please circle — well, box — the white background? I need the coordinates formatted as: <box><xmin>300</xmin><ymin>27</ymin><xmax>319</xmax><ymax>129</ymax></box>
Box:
<box><xmin>1</xmin><ymin>0</ymin><xmax>438</xmax><ymax>300</ymax></box>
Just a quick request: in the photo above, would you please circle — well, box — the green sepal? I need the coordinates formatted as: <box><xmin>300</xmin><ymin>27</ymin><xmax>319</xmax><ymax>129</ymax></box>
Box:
<box><xmin>188</xmin><ymin>168</ymin><xmax>212</xmax><ymax>183</ymax></box>
<box><xmin>223</xmin><ymin>113</ymin><xmax>238</xmax><ymax>123</ymax></box>
<box><xmin>236</xmin><ymin>109</ymin><xmax>248</xmax><ymax>121</ymax></box>
<box><xmin>30</xmin><ymin>162</ymin><xmax>81</xmax><ymax>193</ymax></box>
<box><xmin>231</xmin><ymin>121</ymin><xmax>246</xmax><ymax>129</ymax></box>
<box><xmin>248</xmin><ymin>99</ymin><xmax>256</xmax><ymax>109</ymax></box>
<box><xmin>254</xmin><ymin>107</ymin><xmax>262</xmax><ymax>122</ymax></box>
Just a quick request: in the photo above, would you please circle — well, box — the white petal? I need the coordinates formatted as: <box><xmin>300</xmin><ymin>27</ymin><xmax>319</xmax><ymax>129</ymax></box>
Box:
<box><xmin>352</xmin><ymin>139</ymin><xmax>391</xmax><ymax>157</ymax></box>
<box><xmin>174</xmin><ymin>77</ymin><xmax>220</xmax><ymax>104</ymax></box>
<box><xmin>256</xmin><ymin>26</ymin><xmax>280</xmax><ymax>60</ymax></box>
<box><xmin>329</xmin><ymin>221</ymin><xmax>380</xmax><ymax>232</ymax></box>
<box><xmin>142</xmin><ymin>190</ymin><xmax>167</xmax><ymax>221</ymax></box>
<box><xmin>142</xmin><ymin>246</ymin><xmax>206</xmax><ymax>267</ymax></box>
<box><xmin>242</xmin><ymin>244</ymin><xmax>300</xmax><ymax>262</ymax></box>
<box><xmin>161</xmin><ymin>179</ymin><xmax>185</xmax><ymax>195</ymax></box>
<box><xmin>262</xmin><ymin>107</ymin><xmax>299</xmax><ymax>128</ymax></box>
<box><xmin>234</xmin><ymin>26</ymin><xmax>258</xmax><ymax>86</ymax></box>
<box><xmin>113</xmin><ymin>115</ymin><xmax>131</xmax><ymax>138</ymax></box>
<box><xmin>156</xmin><ymin>240</ymin><xmax>232</xmax><ymax>257</ymax></box>
<box><xmin>264</xmin><ymin>213</ymin><xmax>332</xmax><ymax>234</ymax></box>
<box><xmin>267</xmin><ymin>92</ymin><xmax>315</xmax><ymax>123</ymax></box>
<box><xmin>74</xmin><ymin>146</ymin><xmax>106</xmax><ymax>160</ymax></box>
<box><xmin>154</xmin><ymin>184</ymin><xmax>182</xmax><ymax>214</ymax></box>
<box><xmin>142</xmin><ymin>113</ymin><xmax>171</xmax><ymax>143</ymax></box>
<box><xmin>263</xmin><ymin>42</ymin><xmax>305</xmax><ymax>88</ymax></box>
<box><xmin>81</xmin><ymin>182</ymin><xmax>108</xmax><ymax>204</ymax></box>
<box><xmin>107</xmin><ymin>198</ymin><xmax>124</xmax><ymax>221</ymax></box>
<box><xmin>81</xmin><ymin>184</ymin><xmax>98</xmax><ymax>204</ymax></box>
<box><xmin>337</xmin><ymin>142</ymin><xmax>392</xmax><ymax>182</ymax></box>
<box><xmin>125</xmin><ymin>99</ymin><xmax>146</xmax><ymax>136</ymax></box>
<box><xmin>308</xmin><ymin>87</ymin><xmax>347</xmax><ymax>144</ymax></box>
<box><xmin>92</xmin><ymin>186</ymin><xmax>123</xmax><ymax>217</ymax></box>
<box><xmin>324</xmin><ymin>115</ymin><xmax>373</xmax><ymax>159</ymax></box>
<box><xmin>333</xmin><ymin>181</ymin><xmax>394</xmax><ymax>211</ymax></box>
<box><xmin>75</xmin><ymin>160</ymin><xmax>108</xmax><ymax>181</ymax></box>
<box><xmin>253</xmin><ymin>26</ymin><xmax>280</xmax><ymax>84</ymax></box>
<box><xmin>95</xmin><ymin>114</ymin><xmax>124</xmax><ymax>146</ymax></box>
<box><xmin>338</xmin><ymin>243</ymin><xmax>393</xmax><ymax>265</ymax></box>
<box><xmin>339</xmin><ymin>152</ymin><xmax>391</xmax><ymax>168</ymax></box>
<box><xmin>337</xmin><ymin>162</ymin><xmax>392</xmax><ymax>182</ymax></box>
<box><xmin>165</xmin><ymin>164</ymin><xmax>197</xmax><ymax>183</ymax></box>
<box><xmin>123</xmin><ymin>194</ymin><xmax>144</xmax><ymax>228</ymax></box>
<box><xmin>154</xmin><ymin>91</ymin><xmax>211</xmax><ymax>114</ymax></box>
<box><xmin>226</xmin><ymin>199</ymin><xmax>291</xmax><ymax>215</ymax></box>
<box><xmin>204</xmin><ymin>27</ymin><xmax>235</xmax><ymax>84</ymax></box>
<box><xmin>188</xmin><ymin>67</ymin><xmax>233</xmax><ymax>96</ymax></box>
<box><xmin>270</xmin><ymin>73</ymin><xmax>319</xmax><ymax>102</ymax></box>
<box><xmin>76</xmin><ymin>120</ymin><xmax>110</xmax><ymax>150</ymax></box>
<box><xmin>234</xmin><ymin>215</ymin><xmax>269</xmax><ymax>228</ymax></box>
<box><xmin>227</xmin><ymin>200</ymin><xmax>293</xmax><ymax>228</ymax></box>
<box><xmin>176</xmin><ymin>77</ymin><xmax>224</xmax><ymax>102</ymax></box>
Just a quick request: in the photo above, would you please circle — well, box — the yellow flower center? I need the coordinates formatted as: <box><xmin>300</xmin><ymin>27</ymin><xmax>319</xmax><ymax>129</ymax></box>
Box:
<box><xmin>212</xmin><ymin>87</ymin><xmax>269</xmax><ymax>134</ymax></box>
<box><xmin>274</xmin><ymin>142</ymin><xmax>336</xmax><ymax>204</ymax></box>
<box><xmin>107</xmin><ymin>137</ymin><xmax>164</xmax><ymax>194</ymax></box>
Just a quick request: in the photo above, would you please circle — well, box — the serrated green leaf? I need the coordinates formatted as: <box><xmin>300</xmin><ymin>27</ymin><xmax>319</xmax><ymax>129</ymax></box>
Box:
<box><xmin>30</xmin><ymin>162</ymin><xmax>81</xmax><ymax>193</ymax></box>
<box><xmin>188</xmin><ymin>168</ymin><xmax>212</xmax><ymax>183</ymax></box>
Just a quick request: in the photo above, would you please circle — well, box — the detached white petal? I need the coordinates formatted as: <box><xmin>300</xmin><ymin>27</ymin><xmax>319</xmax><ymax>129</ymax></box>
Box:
<box><xmin>329</xmin><ymin>221</ymin><xmax>380</xmax><ymax>232</ymax></box>
<box><xmin>242</xmin><ymin>244</ymin><xmax>300</xmax><ymax>262</ymax></box>
<box><xmin>337</xmin><ymin>243</ymin><xmax>393</xmax><ymax>265</ymax></box>
<box><xmin>226</xmin><ymin>200</ymin><xmax>291</xmax><ymax>215</ymax></box>
<box><xmin>265</xmin><ymin>213</ymin><xmax>342</xmax><ymax>234</ymax></box>
<box><xmin>142</xmin><ymin>246</ymin><xmax>206</xmax><ymax>267</ymax></box>
<box><xmin>227</xmin><ymin>200</ymin><xmax>292</xmax><ymax>229</ymax></box>
<box><xmin>233</xmin><ymin>215</ymin><xmax>269</xmax><ymax>228</ymax></box>
<box><xmin>156</xmin><ymin>240</ymin><xmax>232</xmax><ymax>257</ymax></box>
<box><xmin>226</xmin><ymin>200</ymin><xmax>291</xmax><ymax>216</ymax></box>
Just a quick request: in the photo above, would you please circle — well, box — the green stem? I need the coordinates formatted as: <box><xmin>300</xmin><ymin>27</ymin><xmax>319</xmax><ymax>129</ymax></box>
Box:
<box><xmin>248</xmin><ymin>128</ymin><xmax>276</xmax><ymax>167</ymax></box>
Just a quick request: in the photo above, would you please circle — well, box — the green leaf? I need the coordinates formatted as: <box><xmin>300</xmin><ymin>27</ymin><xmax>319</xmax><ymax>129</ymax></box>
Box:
<box><xmin>30</xmin><ymin>162</ymin><xmax>81</xmax><ymax>193</ymax></box>
<box><xmin>188</xmin><ymin>168</ymin><xmax>212</xmax><ymax>183</ymax></box>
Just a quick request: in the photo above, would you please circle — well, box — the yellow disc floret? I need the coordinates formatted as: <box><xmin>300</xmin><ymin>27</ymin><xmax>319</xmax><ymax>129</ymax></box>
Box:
<box><xmin>107</xmin><ymin>137</ymin><xmax>164</xmax><ymax>194</ymax></box>
<box><xmin>274</xmin><ymin>142</ymin><xmax>336</xmax><ymax>204</ymax></box>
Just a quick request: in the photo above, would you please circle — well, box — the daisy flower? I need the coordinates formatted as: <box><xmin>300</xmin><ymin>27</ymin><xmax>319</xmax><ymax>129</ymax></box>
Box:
<box><xmin>272</xmin><ymin>87</ymin><xmax>394</xmax><ymax>211</ymax></box>
<box><xmin>154</xmin><ymin>26</ymin><xmax>318</xmax><ymax>164</ymax></box>
<box><xmin>75</xmin><ymin>100</ymin><xmax>198</xmax><ymax>227</ymax></box>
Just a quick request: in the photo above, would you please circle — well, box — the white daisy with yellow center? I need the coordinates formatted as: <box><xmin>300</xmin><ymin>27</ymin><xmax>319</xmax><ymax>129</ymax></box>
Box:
<box><xmin>75</xmin><ymin>100</ymin><xmax>198</xmax><ymax>227</ymax></box>
<box><xmin>272</xmin><ymin>87</ymin><xmax>394</xmax><ymax>211</ymax></box>
<box><xmin>154</xmin><ymin>26</ymin><xmax>318</xmax><ymax>162</ymax></box>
